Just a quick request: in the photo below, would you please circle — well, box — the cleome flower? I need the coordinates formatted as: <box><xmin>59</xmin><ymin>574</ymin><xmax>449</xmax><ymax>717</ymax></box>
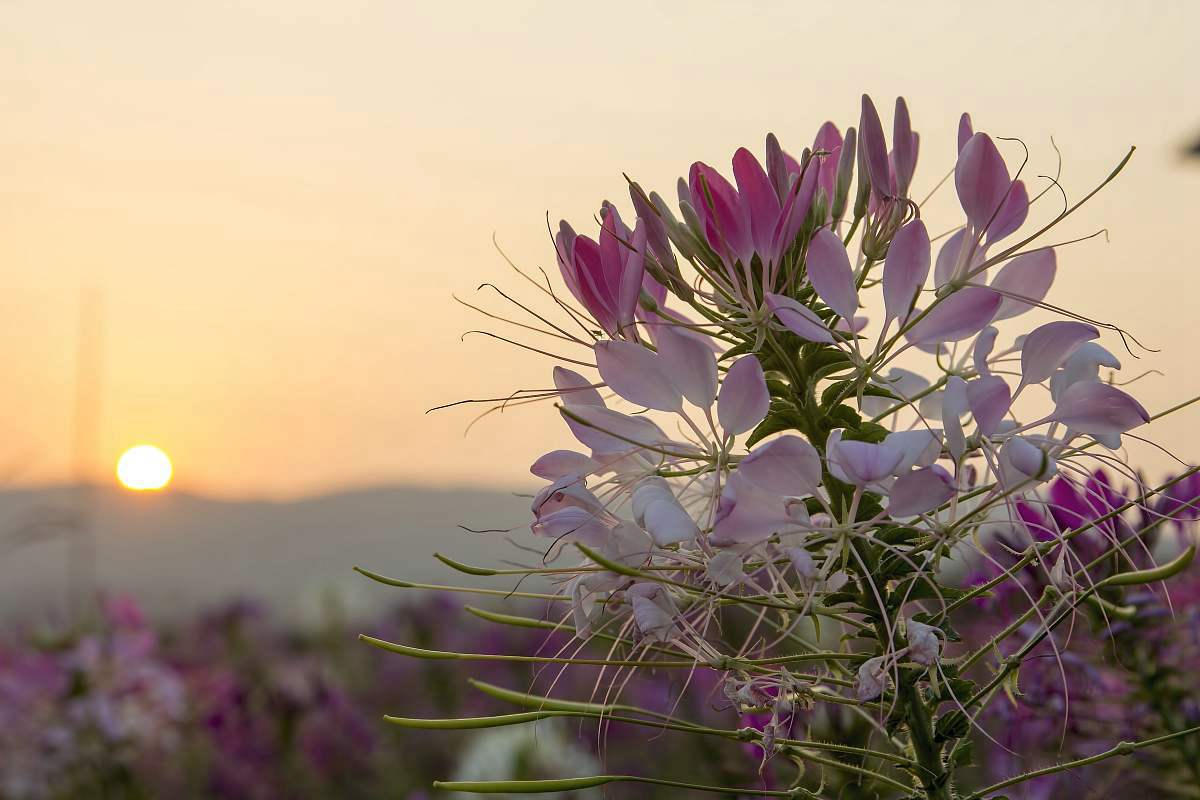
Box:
<box><xmin>362</xmin><ymin>93</ymin><xmax>1200</xmax><ymax>800</ymax></box>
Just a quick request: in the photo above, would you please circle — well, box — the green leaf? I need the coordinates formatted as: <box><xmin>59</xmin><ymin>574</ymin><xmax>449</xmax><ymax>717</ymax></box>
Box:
<box><xmin>841</xmin><ymin>421</ymin><xmax>890</xmax><ymax>443</ymax></box>
<box><xmin>820</xmin><ymin>380</ymin><xmax>855</xmax><ymax>408</ymax></box>
<box><xmin>719</xmin><ymin>340</ymin><xmax>755</xmax><ymax>362</ymax></box>
<box><xmin>876</xmin><ymin>526</ymin><xmax>923</xmax><ymax>546</ymax></box>
<box><xmin>746</xmin><ymin>407</ymin><xmax>808</xmax><ymax>448</ymax></box>
<box><xmin>934</xmin><ymin>710</ymin><xmax>970</xmax><ymax>742</ymax></box>
<box><xmin>765</xmin><ymin>379</ymin><xmax>793</xmax><ymax>399</ymax></box>
<box><xmin>940</xmin><ymin>677</ymin><xmax>977</xmax><ymax>702</ymax></box>
<box><xmin>892</xmin><ymin>578</ymin><xmax>971</xmax><ymax>603</ymax></box>
<box><xmin>951</xmin><ymin>739</ymin><xmax>976</xmax><ymax>769</ymax></box>
<box><xmin>829</xmin><ymin>404</ymin><xmax>863</xmax><ymax>430</ymax></box>
<box><xmin>855</xmin><ymin>492</ymin><xmax>885</xmax><ymax>522</ymax></box>
<box><xmin>861</xmin><ymin>384</ymin><xmax>900</xmax><ymax>399</ymax></box>
<box><xmin>803</xmin><ymin>348</ymin><xmax>852</xmax><ymax>376</ymax></box>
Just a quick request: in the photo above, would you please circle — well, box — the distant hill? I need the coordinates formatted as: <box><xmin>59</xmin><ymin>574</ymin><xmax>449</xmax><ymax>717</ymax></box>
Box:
<box><xmin>0</xmin><ymin>483</ymin><xmax>542</xmax><ymax>625</ymax></box>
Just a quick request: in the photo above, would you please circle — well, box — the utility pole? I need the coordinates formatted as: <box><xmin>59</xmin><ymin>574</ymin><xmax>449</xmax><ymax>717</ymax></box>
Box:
<box><xmin>68</xmin><ymin>286</ymin><xmax>103</xmax><ymax>623</ymax></box>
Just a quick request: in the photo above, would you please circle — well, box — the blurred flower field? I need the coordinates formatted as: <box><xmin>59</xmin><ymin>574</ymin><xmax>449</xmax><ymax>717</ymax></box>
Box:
<box><xmin>0</xmin><ymin>594</ymin><xmax>747</xmax><ymax>799</ymax></box>
<box><xmin>3</xmin><ymin>505</ymin><xmax>1198</xmax><ymax>800</ymax></box>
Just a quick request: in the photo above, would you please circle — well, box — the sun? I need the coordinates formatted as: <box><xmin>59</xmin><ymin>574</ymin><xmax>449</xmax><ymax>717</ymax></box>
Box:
<box><xmin>116</xmin><ymin>445</ymin><xmax>173</xmax><ymax>491</ymax></box>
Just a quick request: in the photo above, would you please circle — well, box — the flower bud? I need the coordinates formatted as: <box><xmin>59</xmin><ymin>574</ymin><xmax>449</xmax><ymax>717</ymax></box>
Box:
<box><xmin>831</xmin><ymin>126</ymin><xmax>856</xmax><ymax>223</ymax></box>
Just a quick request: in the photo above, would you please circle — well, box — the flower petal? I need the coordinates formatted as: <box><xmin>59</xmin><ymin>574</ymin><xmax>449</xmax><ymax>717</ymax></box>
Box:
<box><xmin>530</xmin><ymin>449</ymin><xmax>597</xmax><ymax>480</ymax></box>
<box><xmin>554</xmin><ymin>366</ymin><xmax>605</xmax><ymax>407</ymax></box>
<box><xmin>595</xmin><ymin>341</ymin><xmax>682</xmax><ymax>411</ymax></box>
<box><xmin>1050</xmin><ymin>380</ymin><xmax>1150</xmax><ymax>435</ymax></box>
<box><xmin>690</xmin><ymin>161</ymin><xmax>752</xmax><ymax>266</ymax></box>
<box><xmin>806</xmin><ymin>228</ymin><xmax>859</xmax><ymax>320</ymax></box>
<box><xmin>955</xmin><ymin>132</ymin><xmax>1011</xmax><ymax>231</ymax></box>
<box><xmin>628</xmin><ymin>583</ymin><xmax>679</xmax><ymax>642</ymax></box>
<box><xmin>984</xmin><ymin>179</ymin><xmax>1028</xmax><ymax>246</ymax></box>
<box><xmin>973</xmin><ymin>326</ymin><xmax>999</xmax><ymax>378</ymax></box>
<box><xmin>1019</xmin><ymin>320</ymin><xmax>1100</xmax><ymax>388</ymax></box>
<box><xmin>957</xmin><ymin>113</ymin><xmax>974</xmax><ymax>153</ymax></box>
<box><xmin>718</xmin><ymin>355</ymin><xmax>770</xmax><ymax>435</ymax></box>
<box><xmin>632</xmin><ymin>478</ymin><xmax>699</xmax><ymax>546</ymax></box>
<box><xmin>990</xmin><ymin>248</ymin><xmax>1056</xmax><ymax>321</ymax></box>
<box><xmin>966</xmin><ymin>375</ymin><xmax>1011</xmax><ymax>436</ymax></box>
<box><xmin>738</xmin><ymin>435</ymin><xmax>823</xmax><ymax>496</ymax></box>
<box><xmin>732</xmin><ymin>147</ymin><xmax>782</xmax><ymax>261</ymax></box>
<box><xmin>656</xmin><ymin>326</ymin><xmax>719</xmax><ymax>409</ymax></box>
<box><xmin>882</xmin><ymin>219</ymin><xmax>931</xmax><ymax>322</ymax></box>
<box><xmin>710</xmin><ymin>473</ymin><xmax>794</xmax><ymax>546</ymax></box>
<box><xmin>563</xmin><ymin>405</ymin><xmax>668</xmax><ymax>455</ymax></box>
<box><xmin>827</xmin><ymin>429</ymin><xmax>904</xmax><ymax>485</ymax></box>
<box><xmin>883</xmin><ymin>429</ymin><xmax>942</xmax><ymax>473</ymax></box>
<box><xmin>905</xmin><ymin>287</ymin><xmax>1002</xmax><ymax>344</ymax></box>
<box><xmin>1003</xmin><ymin>435</ymin><xmax>1057</xmax><ymax>482</ymax></box>
<box><xmin>1050</xmin><ymin>342</ymin><xmax>1121</xmax><ymax>401</ymax></box>
<box><xmin>705</xmin><ymin>551</ymin><xmax>745</xmax><ymax>587</ymax></box>
<box><xmin>888</xmin><ymin>465</ymin><xmax>956</xmax><ymax>517</ymax></box>
<box><xmin>765</xmin><ymin>292</ymin><xmax>836</xmax><ymax>343</ymax></box>
<box><xmin>943</xmin><ymin>376</ymin><xmax>969</xmax><ymax>460</ymax></box>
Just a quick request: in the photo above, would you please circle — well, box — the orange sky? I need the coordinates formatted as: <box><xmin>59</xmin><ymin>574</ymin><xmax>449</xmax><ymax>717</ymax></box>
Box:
<box><xmin>2</xmin><ymin>1</ymin><xmax>1198</xmax><ymax>498</ymax></box>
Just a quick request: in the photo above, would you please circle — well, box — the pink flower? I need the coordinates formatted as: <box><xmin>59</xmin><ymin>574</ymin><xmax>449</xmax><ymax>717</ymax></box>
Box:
<box><xmin>555</xmin><ymin>204</ymin><xmax>647</xmax><ymax>340</ymax></box>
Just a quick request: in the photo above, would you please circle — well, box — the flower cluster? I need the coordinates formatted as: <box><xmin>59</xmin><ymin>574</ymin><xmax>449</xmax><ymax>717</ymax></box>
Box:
<box><xmin>366</xmin><ymin>95</ymin><xmax>1200</xmax><ymax>799</ymax></box>
<box><xmin>0</xmin><ymin>595</ymin><xmax>736</xmax><ymax>799</ymax></box>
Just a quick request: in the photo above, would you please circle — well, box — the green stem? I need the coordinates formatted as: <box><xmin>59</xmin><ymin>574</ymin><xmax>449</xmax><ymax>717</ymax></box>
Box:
<box><xmin>963</xmin><ymin>725</ymin><xmax>1200</xmax><ymax>800</ymax></box>
<box><xmin>899</xmin><ymin>680</ymin><xmax>951</xmax><ymax>800</ymax></box>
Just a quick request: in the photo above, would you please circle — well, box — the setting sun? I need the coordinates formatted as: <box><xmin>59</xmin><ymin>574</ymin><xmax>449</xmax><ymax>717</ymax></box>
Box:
<box><xmin>116</xmin><ymin>445</ymin><xmax>173</xmax><ymax>491</ymax></box>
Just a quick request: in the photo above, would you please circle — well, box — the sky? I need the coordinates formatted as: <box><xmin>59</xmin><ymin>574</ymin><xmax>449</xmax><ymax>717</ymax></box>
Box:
<box><xmin>1</xmin><ymin>1</ymin><xmax>1198</xmax><ymax>498</ymax></box>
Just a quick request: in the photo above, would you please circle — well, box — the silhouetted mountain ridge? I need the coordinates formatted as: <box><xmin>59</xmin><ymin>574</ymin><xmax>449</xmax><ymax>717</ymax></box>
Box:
<box><xmin>0</xmin><ymin>483</ymin><xmax>537</xmax><ymax>625</ymax></box>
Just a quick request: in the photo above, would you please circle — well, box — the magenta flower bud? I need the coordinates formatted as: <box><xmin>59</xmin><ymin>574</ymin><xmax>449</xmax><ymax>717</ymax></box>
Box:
<box><xmin>689</xmin><ymin>161</ymin><xmax>753</xmax><ymax>268</ymax></box>
<box><xmin>892</xmin><ymin>97</ymin><xmax>919</xmax><ymax>198</ymax></box>
<box><xmin>859</xmin><ymin>94</ymin><xmax>891</xmax><ymax>198</ymax></box>
<box><xmin>831</xmin><ymin>126</ymin><xmax>856</xmax><ymax>222</ymax></box>
<box><xmin>628</xmin><ymin>181</ymin><xmax>690</xmax><ymax>300</ymax></box>
<box><xmin>556</xmin><ymin>205</ymin><xmax>647</xmax><ymax>340</ymax></box>
<box><xmin>733</xmin><ymin>147</ymin><xmax>784</xmax><ymax>266</ymax></box>
<box><xmin>812</xmin><ymin>121</ymin><xmax>843</xmax><ymax>209</ymax></box>
<box><xmin>764</xmin><ymin>132</ymin><xmax>801</xmax><ymax>203</ymax></box>
<box><xmin>957</xmin><ymin>112</ymin><xmax>974</xmax><ymax>152</ymax></box>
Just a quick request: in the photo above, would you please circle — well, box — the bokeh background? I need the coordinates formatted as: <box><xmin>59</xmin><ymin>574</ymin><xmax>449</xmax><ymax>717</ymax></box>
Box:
<box><xmin>1</xmin><ymin>1</ymin><xmax>1198</xmax><ymax>797</ymax></box>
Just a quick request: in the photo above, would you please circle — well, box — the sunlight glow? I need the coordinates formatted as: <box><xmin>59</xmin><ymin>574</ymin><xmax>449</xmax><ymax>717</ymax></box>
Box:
<box><xmin>116</xmin><ymin>445</ymin><xmax>173</xmax><ymax>491</ymax></box>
